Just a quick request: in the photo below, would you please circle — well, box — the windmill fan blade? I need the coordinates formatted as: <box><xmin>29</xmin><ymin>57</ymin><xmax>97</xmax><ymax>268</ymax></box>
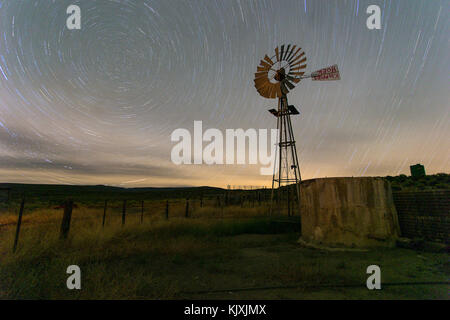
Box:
<box><xmin>264</xmin><ymin>84</ymin><xmax>273</xmax><ymax>98</ymax></box>
<box><xmin>263</xmin><ymin>54</ymin><xmax>274</xmax><ymax>65</ymax></box>
<box><xmin>258</xmin><ymin>82</ymin><xmax>269</xmax><ymax>92</ymax></box>
<box><xmin>284</xmin><ymin>80</ymin><xmax>295</xmax><ymax>90</ymax></box>
<box><xmin>286</xmin><ymin>75</ymin><xmax>301</xmax><ymax>83</ymax></box>
<box><xmin>257</xmin><ymin>66</ymin><xmax>269</xmax><ymax>72</ymax></box>
<box><xmin>255</xmin><ymin>86</ymin><xmax>266</xmax><ymax>97</ymax></box>
<box><xmin>266</xmin><ymin>85</ymin><xmax>273</xmax><ymax>99</ymax></box>
<box><xmin>271</xmin><ymin>84</ymin><xmax>279</xmax><ymax>98</ymax></box>
<box><xmin>275</xmin><ymin>46</ymin><xmax>280</xmax><ymax>62</ymax></box>
<box><xmin>288</xmin><ymin>47</ymin><xmax>302</xmax><ymax>63</ymax></box>
<box><xmin>275</xmin><ymin>85</ymin><xmax>282</xmax><ymax>97</ymax></box>
<box><xmin>254</xmin><ymin>75</ymin><xmax>267</xmax><ymax>84</ymax></box>
<box><xmin>290</xmin><ymin>57</ymin><xmax>307</xmax><ymax>68</ymax></box>
<box><xmin>254</xmin><ymin>77</ymin><xmax>268</xmax><ymax>85</ymax></box>
<box><xmin>255</xmin><ymin>86</ymin><xmax>265</xmax><ymax>94</ymax></box>
<box><xmin>254</xmin><ymin>78</ymin><xmax>269</xmax><ymax>87</ymax></box>
<box><xmin>283</xmin><ymin>44</ymin><xmax>291</xmax><ymax>60</ymax></box>
<box><xmin>280</xmin><ymin>82</ymin><xmax>289</xmax><ymax>95</ymax></box>
<box><xmin>280</xmin><ymin>45</ymin><xmax>285</xmax><ymax>61</ymax></box>
<box><xmin>289</xmin><ymin>52</ymin><xmax>305</xmax><ymax>65</ymax></box>
<box><xmin>254</xmin><ymin>79</ymin><xmax>269</xmax><ymax>89</ymax></box>
<box><xmin>258</xmin><ymin>89</ymin><xmax>268</xmax><ymax>98</ymax></box>
<box><xmin>272</xmin><ymin>83</ymin><xmax>280</xmax><ymax>98</ymax></box>
<box><xmin>256</xmin><ymin>82</ymin><xmax>272</xmax><ymax>98</ymax></box>
<box><xmin>259</xmin><ymin>60</ymin><xmax>271</xmax><ymax>69</ymax></box>
<box><xmin>254</xmin><ymin>71</ymin><xmax>269</xmax><ymax>78</ymax></box>
<box><xmin>285</xmin><ymin>45</ymin><xmax>296</xmax><ymax>61</ymax></box>
<box><xmin>288</xmin><ymin>71</ymin><xmax>305</xmax><ymax>76</ymax></box>
<box><xmin>254</xmin><ymin>73</ymin><xmax>266</xmax><ymax>81</ymax></box>
<box><xmin>290</xmin><ymin>64</ymin><xmax>307</xmax><ymax>72</ymax></box>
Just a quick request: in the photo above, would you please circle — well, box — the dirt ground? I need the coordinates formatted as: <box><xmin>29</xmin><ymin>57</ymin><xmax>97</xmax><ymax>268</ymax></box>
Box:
<box><xmin>1</xmin><ymin>218</ymin><xmax>448</xmax><ymax>299</ymax></box>
<box><xmin>149</xmin><ymin>234</ymin><xmax>449</xmax><ymax>300</ymax></box>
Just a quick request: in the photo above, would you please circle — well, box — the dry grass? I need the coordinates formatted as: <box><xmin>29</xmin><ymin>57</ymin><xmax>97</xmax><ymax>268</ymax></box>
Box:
<box><xmin>0</xmin><ymin>201</ymin><xmax>448</xmax><ymax>300</ymax></box>
<box><xmin>0</xmin><ymin>201</ymin><xmax>295</xmax><ymax>299</ymax></box>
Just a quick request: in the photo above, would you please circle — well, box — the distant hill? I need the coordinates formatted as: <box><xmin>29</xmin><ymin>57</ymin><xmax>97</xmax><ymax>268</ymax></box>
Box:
<box><xmin>1</xmin><ymin>173</ymin><xmax>448</xmax><ymax>203</ymax></box>
<box><xmin>0</xmin><ymin>183</ymin><xmax>226</xmax><ymax>204</ymax></box>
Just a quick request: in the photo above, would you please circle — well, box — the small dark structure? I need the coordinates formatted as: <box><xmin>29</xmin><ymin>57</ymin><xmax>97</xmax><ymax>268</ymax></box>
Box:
<box><xmin>410</xmin><ymin>164</ymin><xmax>426</xmax><ymax>177</ymax></box>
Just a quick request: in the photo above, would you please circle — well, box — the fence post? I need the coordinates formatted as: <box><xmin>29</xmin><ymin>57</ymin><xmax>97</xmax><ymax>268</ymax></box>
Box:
<box><xmin>122</xmin><ymin>200</ymin><xmax>127</xmax><ymax>226</ymax></box>
<box><xmin>140</xmin><ymin>200</ymin><xmax>144</xmax><ymax>223</ymax></box>
<box><xmin>102</xmin><ymin>200</ymin><xmax>108</xmax><ymax>227</ymax></box>
<box><xmin>200</xmin><ymin>193</ymin><xmax>203</xmax><ymax>208</ymax></box>
<box><xmin>217</xmin><ymin>195</ymin><xmax>221</xmax><ymax>208</ymax></box>
<box><xmin>165</xmin><ymin>200</ymin><xmax>169</xmax><ymax>220</ymax></box>
<box><xmin>60</xmin><ymin>200</ymin><xmax>73</xmax><ymax>239</ymax></box>
<box><xmin>13</xmin><ymin>198</ymin><xmax>25</xmax><ymax>252</ymax></box>
<box><xmin>185</xmin><ymin>198</ymin><xmax>189</xmax><ymax>218</ymax></box>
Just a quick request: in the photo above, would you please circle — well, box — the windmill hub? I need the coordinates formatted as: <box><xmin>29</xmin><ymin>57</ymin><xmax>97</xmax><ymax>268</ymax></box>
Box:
<box><xmin>274</xmin><ymin>68</ymin><xmax>286</xmax><ymax>82</ymax></box>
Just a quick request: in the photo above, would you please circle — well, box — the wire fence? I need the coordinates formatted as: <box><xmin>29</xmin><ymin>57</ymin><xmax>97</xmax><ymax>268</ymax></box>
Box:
<box><xmin>1</xmin><ymin>188</ymin><xmax>301</xmax><ymax>253</ymax></box>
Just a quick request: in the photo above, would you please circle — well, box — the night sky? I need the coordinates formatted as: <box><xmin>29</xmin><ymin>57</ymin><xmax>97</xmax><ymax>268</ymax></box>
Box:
<box><xmin>0</xmin><ymin>0</ymin><xmax>448</xmax><ymax>187</ymax></box>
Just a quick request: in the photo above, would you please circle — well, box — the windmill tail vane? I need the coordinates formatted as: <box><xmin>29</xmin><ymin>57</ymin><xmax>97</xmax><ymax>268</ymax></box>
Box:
<box><xmin>253</xmin><ymin>44</ymin><xmax>340</xmax><ymax>215</ymax></box>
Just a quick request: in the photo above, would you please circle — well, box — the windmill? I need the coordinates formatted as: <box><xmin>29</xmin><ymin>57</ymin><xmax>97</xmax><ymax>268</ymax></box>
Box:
<box><xmin>254</xmin><ymin>44</ymin><xmax>340</xmax><ymax>214</ymax></box>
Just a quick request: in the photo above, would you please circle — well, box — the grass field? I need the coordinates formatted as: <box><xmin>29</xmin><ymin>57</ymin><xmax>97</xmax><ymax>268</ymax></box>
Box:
<box><xmin>0</xmin><ymin>198</ymin><xmax>448</xmax><ymax>300</ymax></box>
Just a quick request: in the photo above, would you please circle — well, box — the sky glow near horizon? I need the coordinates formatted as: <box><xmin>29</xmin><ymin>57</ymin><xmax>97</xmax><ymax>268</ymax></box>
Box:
<box><xmin>0</xmin><ymin>0</ymin><xmax>449</xmax><ymax>187</ymax></box>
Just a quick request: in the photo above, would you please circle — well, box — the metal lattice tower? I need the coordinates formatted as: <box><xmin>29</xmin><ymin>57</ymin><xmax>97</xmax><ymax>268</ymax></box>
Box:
<box><xmin>270</xmin><ymin>94</ymin><xmax>301</xmax><ymax>214</ymax></box>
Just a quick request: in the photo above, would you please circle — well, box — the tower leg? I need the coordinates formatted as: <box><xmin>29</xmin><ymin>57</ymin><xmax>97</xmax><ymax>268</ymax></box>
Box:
<box><xmin>286</xmin><ymin>107</ymin><xmax>302</xmax><ymax>215</ymax></box>
<box><xmin>270</xmin><ymin>101</ymin><xmax>281</xmax><ymax>215</ymax></box>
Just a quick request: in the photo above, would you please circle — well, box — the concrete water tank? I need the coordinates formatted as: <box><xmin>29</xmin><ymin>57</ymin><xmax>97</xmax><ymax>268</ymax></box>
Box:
<box><xmin>299</xmin><ymin>177</ymin><xmax>401</xmax><ymax>248</ymax></box>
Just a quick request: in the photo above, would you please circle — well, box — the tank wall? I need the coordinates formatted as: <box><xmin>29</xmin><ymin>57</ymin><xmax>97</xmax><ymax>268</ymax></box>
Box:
<box><xmin>299</xmin><ymin>177</ymin><xmax>401</xmax><ymax>247</ymax></box>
